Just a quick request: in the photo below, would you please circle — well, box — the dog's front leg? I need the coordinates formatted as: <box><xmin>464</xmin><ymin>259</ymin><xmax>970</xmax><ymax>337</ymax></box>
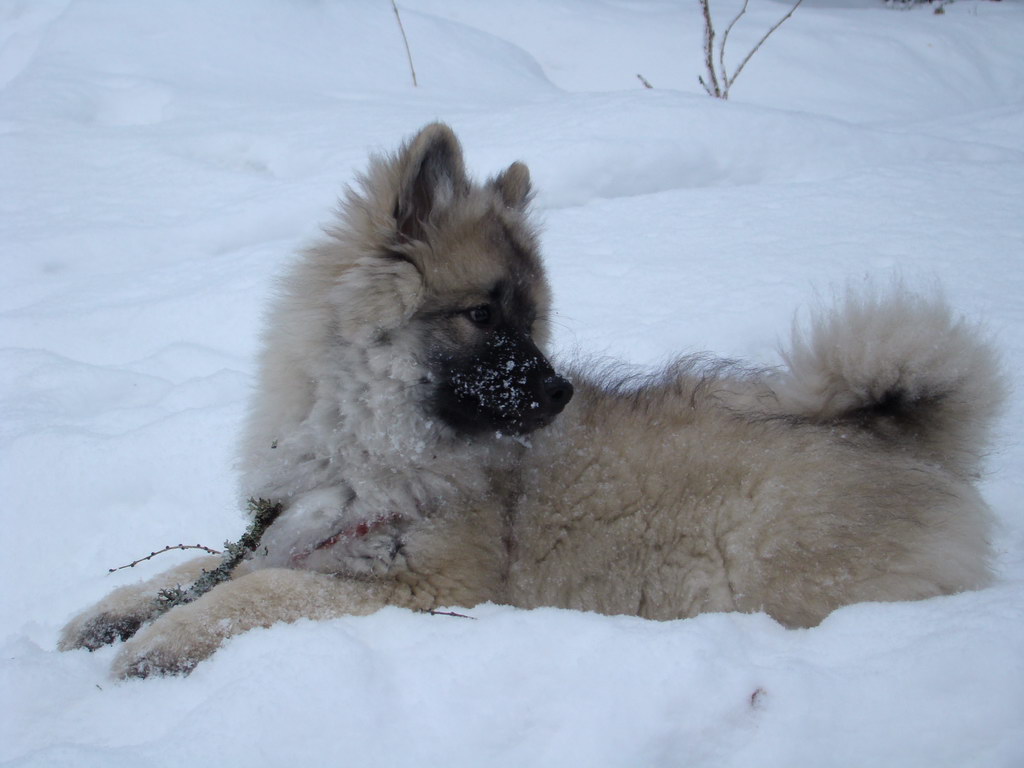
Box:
<box><xmin>58</xmin><ymin>555</ymin><xmax>222</xmax><ymax>651</ymax></box>
<box><xmin>111</xmin><ymin>567</ymin><xmax>394</xmax><ymax>678</ymax></box>
<box><xmin>253</xmin><ymin>485</ymin><xmax>405</xmax><ymax>576</ymax></box>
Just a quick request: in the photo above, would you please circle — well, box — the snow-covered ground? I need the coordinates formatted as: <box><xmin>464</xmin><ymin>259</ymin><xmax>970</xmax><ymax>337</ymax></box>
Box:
<box><xmin>2</xmin><ymin>1</ymin><xmax>1023</xmax><ymax>765</ymax></box>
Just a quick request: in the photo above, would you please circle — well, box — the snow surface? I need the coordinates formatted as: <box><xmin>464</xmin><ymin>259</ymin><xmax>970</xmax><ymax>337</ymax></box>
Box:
<box><xmin>2</xmin><ymin>1</ymin><xmax>1024</xmax><ymax>765</ymax></box>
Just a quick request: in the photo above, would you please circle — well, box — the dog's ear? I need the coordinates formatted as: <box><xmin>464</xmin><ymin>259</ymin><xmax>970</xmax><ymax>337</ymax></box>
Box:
<box><xmin>491</xmin><ymin>161</ymin><xmax>532</xmax><ymax>211</ymax></box>
<box><xmin>394</xmin><ymin>123</ymin><xmax>469</xmax><ymax>242</ymax></box>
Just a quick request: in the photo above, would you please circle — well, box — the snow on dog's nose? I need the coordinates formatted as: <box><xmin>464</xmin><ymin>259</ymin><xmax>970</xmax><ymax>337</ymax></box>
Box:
<box><xmin>436</xmin><ymin>330</ymin><xmax>573</xmax><ymax>436</ymax></box>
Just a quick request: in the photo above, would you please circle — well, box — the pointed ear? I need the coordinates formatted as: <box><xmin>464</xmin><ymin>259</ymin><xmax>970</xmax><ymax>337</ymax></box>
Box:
<box><xmin>491</xmin><ymin>161</ymin><xmax>532</xmax><ymax>211</ymax></box>
<box><xmin>394</xmin><ymin>123</ymin><xmax>468</xmax><ymax>242</ymax></box>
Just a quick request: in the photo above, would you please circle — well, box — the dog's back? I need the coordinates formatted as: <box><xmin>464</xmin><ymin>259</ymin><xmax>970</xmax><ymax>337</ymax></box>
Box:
<box><xmin>510</xmin><ymin>290</ymin><xmax>1002</xmax><ymax>628</ymax></box>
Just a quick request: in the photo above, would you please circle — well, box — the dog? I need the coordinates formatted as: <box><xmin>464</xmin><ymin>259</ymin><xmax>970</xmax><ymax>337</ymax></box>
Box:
<box><xmin>59</xmin><ymin>123</ymin><xmax>1004</xmax><ymax>678</ymax></box>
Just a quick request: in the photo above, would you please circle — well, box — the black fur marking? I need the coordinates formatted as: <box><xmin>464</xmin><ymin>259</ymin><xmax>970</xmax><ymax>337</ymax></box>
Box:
<box><xmin>432</xmin><ymin>328</ymin><xmax>573</xmax><ymax>436</ymax></box>
<box><xmin>78</xmin><ymin>614</ymin><xmax>144</xmax><ymax>650</ymax></box>
<box><xmin>847</xmin><ymin>389</ymin><xmax>941</xmax><ymax>427</ymax></box>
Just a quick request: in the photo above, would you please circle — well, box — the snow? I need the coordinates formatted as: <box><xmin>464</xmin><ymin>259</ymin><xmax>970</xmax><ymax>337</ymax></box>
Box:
<box><xmin>2</xmin><ymin>0</ymin><xmax>1023</xmax><ymax>765</ymax></box>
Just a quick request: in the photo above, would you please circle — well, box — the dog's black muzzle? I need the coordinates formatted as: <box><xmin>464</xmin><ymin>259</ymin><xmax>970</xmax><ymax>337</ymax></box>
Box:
<box><xmin>434</xmin><ymin>331</ymin><xmax>573</xmax><ymax>436</ymax></box>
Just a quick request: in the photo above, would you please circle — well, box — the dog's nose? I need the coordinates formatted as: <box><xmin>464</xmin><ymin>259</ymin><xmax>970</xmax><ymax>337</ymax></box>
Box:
<box><xmin>541</xmin><ymin>375</ymin><xmax>573</xmax><ymax>414</ymax></box>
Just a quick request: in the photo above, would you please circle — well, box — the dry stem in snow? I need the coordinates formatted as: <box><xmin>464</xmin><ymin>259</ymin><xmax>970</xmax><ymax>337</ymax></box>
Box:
<box><xmin>698</xmin><ymin>0</ymin><xmax>804</xmax><ymax>99</ymax></box>
<box><xmin>391</xmin><ymin>0</ymin><xmax>418</xmax><ymax>87</ymax></box>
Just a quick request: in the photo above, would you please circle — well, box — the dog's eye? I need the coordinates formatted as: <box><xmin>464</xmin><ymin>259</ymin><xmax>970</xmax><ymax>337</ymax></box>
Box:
<box><xmin>466</xmin><ymin>305</ymin><xmax>493</xmax><ymax>326</ymax></box>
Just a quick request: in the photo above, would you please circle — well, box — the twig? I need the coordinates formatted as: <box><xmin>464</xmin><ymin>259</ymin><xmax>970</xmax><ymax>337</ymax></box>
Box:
<box><xmin>718</xmin><ymin>0</ymin><xmax>750</xmax><ymax>91</ymax></box>
<box><xmin>428</xmin><ymin>609</ymin><xmax>476</xmax><ymax>619</ymax></box>
<box><xmin>636</xmin><ymin>73</ymin><xmax>654</xmax><ymax>89</ymax></box>
<box><xmin>108</xmin><ymin>544</ymin><xmax>222</xmax><ymax>573</ymax></box>
<box><xmin>726</xmin><ymin>0</ymin><xmax>804</xmax><ymax>96</ymax></box>
<box><xmin>154</xmin><ymin>497</ymin><xmax>283</xmax><ymax>612</ymax></box>
<box><xmin>698</xmin><ymin>0</ymin><xmax>720</xmax><ymax>97</ymax></box>
<box><xmin>391</xmin><ymin>0</ymin><xmax>418</xmax><ymax>88</ymax></box>
<box><xmin>698</xmin><ymin>0</ymin><xmax>804</xmax><ymax>100</ymax></box>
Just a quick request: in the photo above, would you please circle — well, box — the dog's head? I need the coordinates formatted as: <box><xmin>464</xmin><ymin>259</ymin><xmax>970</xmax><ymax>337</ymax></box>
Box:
<box><xmin>330</xmin><ymin>123</ymin><xmax>572</xmax><ymax>437</ymax></box>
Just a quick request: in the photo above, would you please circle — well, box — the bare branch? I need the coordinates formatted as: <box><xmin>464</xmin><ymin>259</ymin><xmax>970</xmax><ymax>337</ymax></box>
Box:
<box><xmin>108</xmin><ymin>544</ymin><xmax>221</xmax><ymax>573</ymax></box>
<box><xmin>391</xmin><ymin>0</ymin><xmax>418</xmax><ymax>88</ymax></box>
<box><xmin>698</xmin><ymin>0</ymin><xmax>721</xmax><ymax>98</ymax></box>
<box><xmin>718</xmin><ymin>0</ymin><xmax>750</xmax><ymax>95</ymax></box>
<box><xmin>636</xmin><ymin>73</ymin><xmax>654</xmax><ymax>89</ymax></box>
<box><xmin>724</xmin><ymin>0</ymin><xmax>804</xmax><ymax>97</ymax></box>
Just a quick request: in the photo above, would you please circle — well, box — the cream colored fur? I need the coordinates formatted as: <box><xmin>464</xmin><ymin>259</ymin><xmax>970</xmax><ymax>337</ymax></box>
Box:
<box><xmin>59</xmin><ymin>124</ymin><xmax>1004</xmax><ymax>677</ymax></box>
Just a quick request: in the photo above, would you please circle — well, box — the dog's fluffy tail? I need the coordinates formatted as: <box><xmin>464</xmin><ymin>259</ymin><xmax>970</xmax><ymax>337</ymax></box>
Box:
<box><xmin>772</xmin><ymin>286</ymin><xmax>1005</xmax><ymax>478</ymax></box>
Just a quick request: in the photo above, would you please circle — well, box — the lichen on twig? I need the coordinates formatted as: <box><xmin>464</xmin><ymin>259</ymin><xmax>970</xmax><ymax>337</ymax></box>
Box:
<box><xmin>153</xmin><ymin>497</ymin><xmax>283</xmax><ymax>612</ymax></box>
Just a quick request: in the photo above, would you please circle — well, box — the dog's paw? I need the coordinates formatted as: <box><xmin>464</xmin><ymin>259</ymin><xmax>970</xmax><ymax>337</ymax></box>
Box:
<box><xmin>58</xmin><ymin>611</ymin><xmax>146</xmax><ymax>651</ymax></box>
<box><xmin>111</xmin><ymin>609</ymin><xmax>223</xmax><ymax>679</ymax></box>
<box><xmin>58</xmin><ymin>556</ymin><xmax>222</xmax><ymax>654</ymax></box>
<box><xmin>113</xmin><ymin>641</ymin><xmax>202</xmax><ymax>679</ymax></box>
